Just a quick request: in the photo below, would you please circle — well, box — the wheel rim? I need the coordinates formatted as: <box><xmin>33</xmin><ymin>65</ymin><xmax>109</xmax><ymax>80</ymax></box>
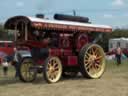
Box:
<box><xmin>21</xmin><ymin>60</ymin><xmax>35</xmax><ymax>81</ymax></box>
<box><xmin>46</xmin><ymin>57</ymin><xmax>62</xmax><ymax>83</ymax></box>
<box><xmin>84</xmin><ymin>44</ymin><xmax>105</xmax><ymax>78</ymax></box>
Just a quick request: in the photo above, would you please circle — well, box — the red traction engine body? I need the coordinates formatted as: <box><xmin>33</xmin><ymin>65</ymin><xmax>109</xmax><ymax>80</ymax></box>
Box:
<box><xmin>4</xmin><ymin>14</ymin><xmax>112</xmax><ymax>83</ymax></box>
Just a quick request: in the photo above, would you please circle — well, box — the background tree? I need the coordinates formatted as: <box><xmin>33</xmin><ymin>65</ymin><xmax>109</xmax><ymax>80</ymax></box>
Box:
<box><xmin>98</xmin><ymin>28</ymin><xmax>128</xmax><ymax>52</ymax></box>
<box><xmin>0</xmin><ymin>24</ymin><xmax>13</xmax><ymax>40</ymax></box>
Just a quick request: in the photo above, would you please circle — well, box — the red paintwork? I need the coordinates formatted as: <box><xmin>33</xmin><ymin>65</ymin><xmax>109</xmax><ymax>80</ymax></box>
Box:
<box><xmin>76</xmin><ymin>33</ymin><xmax>89</xmax><ymax>51</ymax></box>
<box><xmin>4</xmin><ymin>16</ymin><xmax>112</xmax><ymax>68</ymax></box>
<box><xmin>0</xmin><ymin>41</ymin><xmax>14</xmax><ymax>63</ymax></box>
<box><xmin>16</xmin><ymin>40</ymin><xmax>49</xmax><ymax>48</ymax></box>
<box><xmin>49</xmin><ymin>49</ymin><xmax>63</xmax><ymax>56</ymax></box>
<box><xmin>67</xmin><ymin>56</ymin><xmax>78</xmax><ymax>66</ymax></box>
<box><xmin>0</xmin><ymin>41</ymin><xmax>14</xmax><ymax>55</ymax></box>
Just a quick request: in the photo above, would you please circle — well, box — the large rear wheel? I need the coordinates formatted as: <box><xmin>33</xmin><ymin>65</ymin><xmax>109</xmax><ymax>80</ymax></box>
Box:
<box><xmin>19</xmin><ymin>58</ymin><xmax>37</xmax><ymax>82</ymax></box>
<box><xmin>43</xmin><ymin>57</ymin><xmax>62</xmax><ymax>83</ymax></box>
<box><xmin>79</xmin><ymin>44</ymin><xmax>105</xmax><ymax>79</ymax></box>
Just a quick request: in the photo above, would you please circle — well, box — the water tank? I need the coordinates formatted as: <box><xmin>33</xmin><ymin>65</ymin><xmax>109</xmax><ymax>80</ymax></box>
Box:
<box><xmin>54</xmin><ymin>14</ymin><xmax>89</xmax><ymax>23</ymax></box>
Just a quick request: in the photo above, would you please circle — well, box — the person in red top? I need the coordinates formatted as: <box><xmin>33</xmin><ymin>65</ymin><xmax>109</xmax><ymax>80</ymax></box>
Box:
<box><xmin>115</xmin><ymin>44</ymin><xmax>122</xmax><ymax>65</ymax></box>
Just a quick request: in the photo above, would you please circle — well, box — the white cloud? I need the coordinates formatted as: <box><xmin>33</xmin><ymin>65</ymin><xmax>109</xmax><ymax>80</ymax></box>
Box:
<box><xmin>16</xmin><ymin>1</ymin><xmax>24</xmax><ymax>7</ymax></box>
<box><xmin>103</xmin><ymin>14</ymin><xmax>114</xmax><ymax>18</ymax></box>
<box><xmin>123</xmin><ymin>13</ymin><xmax>128</xmax><ymax>17</ymax></box>
<box><xmin>112</xmin><ymin>0</ymin><xmax>125</xmax><ymax>6</ymax></box>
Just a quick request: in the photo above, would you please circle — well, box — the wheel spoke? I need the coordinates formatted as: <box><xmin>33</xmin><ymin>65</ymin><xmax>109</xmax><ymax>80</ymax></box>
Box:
<box><xmin>53</xmin><ymin>71</ymin><xmax>58</xmax><ymax>78</ymax></box>
<box><xmin>84</xmin><ymin>60</ymin><xmax>90</xmax><ymax>66</ymax></box>
<box><xmin>53</xmin><ymin>63</ymin><xmax>58</xmax><ymax>68</ymax></box>
<box><xmin>86</xmin><ymin>52</ymin><xmax>92</xmax><ymax>57</ymax></box>
<box><xmin>84</xmin><ymin>57</ymin><xmax>89</xmax><ymax>63</ymax></box>
<box><xmin>51</xmin><ymin>59</ymin><xmax>55</xmax><ymax>65</ymax></box>
<box><xmin>24</xmin><ymin>64</ymin><xmax>28</xmax><ymax>77</ymax></box>
<box><xmin>91</xmin><ymin>64</ymin><xmax>97</xmax><ymax>74</ymax></box>
<box><xmin>86</xmin><ymin>63</ymin><xmax>92</xmax><ymax>72</ymax></box>
<box><xmin>95</xmin><ymin>63</ymin><xmax>101</xmax><ymax>69</ymax></box>
<box><xmin>93</xmin><ymin>47</ymin><xmax>99</xmax><ymax>55</ymax></box>
<box><xmin>95</xmin><ymin>49</ymin><xmax>100</xmax><ymax>56</ymax></box>
<box><xmin>48</xmin><ymin>74</ymin><xmax>52</xmax><ymax>79</ymax></box>
<box><xmin>95</xmin><ymin>59</ymin><xmax>100</xmax><ymax>64</ymax></box>
<box><xmin>84</xmin><ymin>54</ymin><xmax>91</xmax><ymax>63</ymax></box>
<box><xmin>48</xmin><ymin>63</ymin><xmax>50</xmax><ymax>68</ymax></box>
<box><xmin>95</xmin><ymin>56</ymin><xmax>102</xmax><ymax>60</ymax></box>
<box><xmin>26</xmin><ymin>66</ymin><xmax>30</xmax><ymax>79</ymax></box>
<box><xmin>92</xmin><ymin>47</ymin><xmax>96</xmax><ymax>55</ymax></box>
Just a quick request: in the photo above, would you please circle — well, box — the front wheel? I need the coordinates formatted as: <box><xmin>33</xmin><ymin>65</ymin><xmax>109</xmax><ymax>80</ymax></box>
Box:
<box><xmin>19</xmin><ymin>58</ymin><xmax>37</xmax><ymax>82</ymax></box>
<box><xmin>79</xmin><ymin>44</ymin><xmax>105</xmax><ymax>79</ymax></box>
<box><xmin>43</xmin><ymin>57</ymin><xmax>62</xmax><ymax>83</ymax></box>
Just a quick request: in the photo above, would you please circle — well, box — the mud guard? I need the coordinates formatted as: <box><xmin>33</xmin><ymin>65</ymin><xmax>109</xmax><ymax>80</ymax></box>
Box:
<box><xmin>14</xmin><ymin>50</ymin><xmax>32</xmax><ymax>62</ymax></box>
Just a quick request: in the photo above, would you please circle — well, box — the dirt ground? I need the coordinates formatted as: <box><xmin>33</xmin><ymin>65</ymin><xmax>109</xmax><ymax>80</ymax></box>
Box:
<box><xmin>0</xmin><ymin>60</ymin><xmax>128</xmax><ymax>96</ymax></box>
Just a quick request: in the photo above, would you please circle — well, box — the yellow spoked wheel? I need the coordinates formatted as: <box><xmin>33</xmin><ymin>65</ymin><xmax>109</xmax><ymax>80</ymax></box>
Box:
<box><xmin>79</xmin><ymin>44</ymin><xmax>105</xmax><ymax>79</ymax></box>
<box><xmin>19</xmin><ymin>58</ymin><xmax>37</xmax><ymax>82</ymax></box>
<box><xmin>43</xmin><ymin>57</ymin><xmax>62</xmax><ymax>83</ymax></box>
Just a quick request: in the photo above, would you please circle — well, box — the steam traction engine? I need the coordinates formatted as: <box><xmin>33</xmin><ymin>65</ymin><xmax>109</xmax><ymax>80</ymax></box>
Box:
<box><xmin>4</xmin><ymin>14</ymin><xmax>112</xmax><ymax>83</ymax></box>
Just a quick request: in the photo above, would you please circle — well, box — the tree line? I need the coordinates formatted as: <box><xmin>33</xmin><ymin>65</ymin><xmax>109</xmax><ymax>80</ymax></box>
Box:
<box><xmin>0</xmin><ymin>24</ymin><xmax>13</xmax><ymax>40</ymax></box>
<box><xmin>98</xmin><ymin>28</ymin><xmax>128</xmax><ymax>52</ymax></box>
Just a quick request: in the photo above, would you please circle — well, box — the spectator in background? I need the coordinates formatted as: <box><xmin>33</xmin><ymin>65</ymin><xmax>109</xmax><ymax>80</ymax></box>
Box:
<box><xmin>2</xmin><ymin>57</ymin><xmax>9</xmax><ymax>76</ymax></box>
<box><xmin>12</xmin><ymin>47</ymin><xmax>19</xmax><ymax>78</ymax></box>
<box><xmin>115</xmin><ymin>44</ymin><xmax>122</xmax><ymax>65</ymax></box>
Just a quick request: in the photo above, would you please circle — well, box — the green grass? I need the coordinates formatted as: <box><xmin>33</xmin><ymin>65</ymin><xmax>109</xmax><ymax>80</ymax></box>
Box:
<box><xmin>106</xmin><ymin>59</ymin><xmax>128</xmax><ymax>72</ymax></box>
<box><xmin>0</xmin><ymin>65</ymin><xmax>15</xmax><ymax>80</ymax></box>
<box><xmin>106</xmin><ymin>59</ymin><xmax>128</xmax><ymax>66</ymax></box>
<box><xmin>0</xmin><ymin>59</ymin><xmax>128</xmax><ymax>96</ymax></box>
<box><xmin>0</xmin><ymin>59</ymin><xmax>127</xmax><ymax>80</ymax></box>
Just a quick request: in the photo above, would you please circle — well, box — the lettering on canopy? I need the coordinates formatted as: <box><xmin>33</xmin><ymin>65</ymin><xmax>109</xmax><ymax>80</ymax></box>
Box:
<box><xmin>31</xmin><ymin>22</ymin><xmax>112</xmax><ymax>32</ymax></box>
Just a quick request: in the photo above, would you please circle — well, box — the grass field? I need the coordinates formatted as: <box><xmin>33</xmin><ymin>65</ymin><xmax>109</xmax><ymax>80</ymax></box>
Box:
<box><xmin>0</xmin><ymin>59</ymin><xmax>128</xmax><ymax>96</ymax></box>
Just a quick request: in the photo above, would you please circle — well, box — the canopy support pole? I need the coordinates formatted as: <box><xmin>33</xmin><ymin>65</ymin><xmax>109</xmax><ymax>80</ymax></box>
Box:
<box><xmin>25</xmin><ymin>23</ymin><xmax>28</xmax><ymax>41</ymax></box>
<box><xmin>14</xmin><ymin>23</ymin><xmax>18</xmax><ymax>41</ymax></box>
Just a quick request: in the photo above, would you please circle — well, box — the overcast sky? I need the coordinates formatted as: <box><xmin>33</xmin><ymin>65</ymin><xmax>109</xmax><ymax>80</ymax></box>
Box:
<box><xmin>0</xmin><ymin>0</ymin><xmax>128</xmax><ymax>28</ymax></box>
